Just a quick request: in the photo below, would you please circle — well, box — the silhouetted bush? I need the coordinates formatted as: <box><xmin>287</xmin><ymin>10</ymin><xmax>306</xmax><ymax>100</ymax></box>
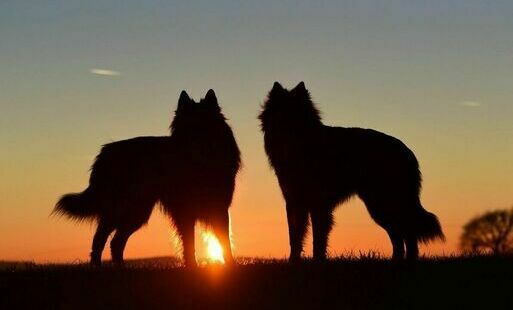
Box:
<box><xmin>460</xmin><ymin>208</ymin><xmax>513</xmax><ymax>255</ymax></box>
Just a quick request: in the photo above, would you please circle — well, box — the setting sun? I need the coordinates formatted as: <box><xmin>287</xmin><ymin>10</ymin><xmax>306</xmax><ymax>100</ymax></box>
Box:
<box><xmin>202</xmin><ymin>230</ymin><xmax>225</xmax><ymax>264</ymax></box>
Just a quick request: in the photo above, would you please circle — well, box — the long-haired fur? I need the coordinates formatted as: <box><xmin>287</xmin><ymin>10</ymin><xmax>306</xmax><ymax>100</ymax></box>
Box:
<box><xmin>54</xmin><ymin>90</ymin><xmax>240</xmax><ymax>266</ymax></box>
<box><xmin>259</xmin><ymin>82</ymin><xmax>444</xmax><ymax>261</ymax></box>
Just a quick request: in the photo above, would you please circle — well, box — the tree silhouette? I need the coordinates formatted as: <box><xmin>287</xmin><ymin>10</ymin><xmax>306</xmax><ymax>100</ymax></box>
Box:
<box><xmin>460</xmin><ymin>208</ymin><xmax>513</xmax><ymax>255</ymax></box>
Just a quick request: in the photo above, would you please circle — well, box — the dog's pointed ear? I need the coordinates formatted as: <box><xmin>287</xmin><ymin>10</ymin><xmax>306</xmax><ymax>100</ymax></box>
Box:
<box><xmin>205</xmin><ymin>89</ymin><xmax>217</xmax><ymax>104</ymax></box>
<box><xmin>204</xmin><ymin>89</ymin><xmax>221</xmax><ymax>112</ymax></box>
<box><xmin>292</xmin><ymin>81</ymin><xmax>310</xmax><ymax>99</ymax></box>
<box><xmin>292</xmin><ymin>81</ymin><xmax>307</xmax><ymax>93</ymax></box>
<box><xmin>272</xmin><ymin>81</ymin><xmax>284</xmax><ymax>92</ymax></box>
<box><xmin>177</xmin><ymin>90</ymin><xmax>191</xmax><ymax>112</ymax></box>
<box><xmin>269</xmin><ymin>81</ymin><xmax>286</xmax><ymax>97</ymax></box>
<box><xmin>294</xmin><ymin>81</ymin><xmax>306</xmax><ymax>92</ymax></box>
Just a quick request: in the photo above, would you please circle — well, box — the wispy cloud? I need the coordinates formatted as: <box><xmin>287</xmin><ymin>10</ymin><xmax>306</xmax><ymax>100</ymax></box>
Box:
<box><xmin>457</xmin><ymin>101</ymin><xmax>481</xmax><ymax>107</ymax></box>
<box><xmin>89</xmin><ymin>68</ymin><xmax>121</xmax><ymax>76</ymax></box>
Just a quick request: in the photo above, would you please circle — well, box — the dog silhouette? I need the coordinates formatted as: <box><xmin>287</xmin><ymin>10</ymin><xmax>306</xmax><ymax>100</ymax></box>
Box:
<box><xmin>55</xmin><ymin>90</ymin><xmax>240</xmax><ymax>266</ymax></box>
<box><xmin>259</xmin><ymin>82</ymin><xmax>444</xmax><ymax>261</ymax></box>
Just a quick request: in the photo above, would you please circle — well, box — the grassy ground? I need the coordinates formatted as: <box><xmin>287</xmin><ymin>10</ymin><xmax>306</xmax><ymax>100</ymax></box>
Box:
<box><xmin>1</xmin><ymin>255</ymin><xmax>512</xmax><ymax>309</ymax></box>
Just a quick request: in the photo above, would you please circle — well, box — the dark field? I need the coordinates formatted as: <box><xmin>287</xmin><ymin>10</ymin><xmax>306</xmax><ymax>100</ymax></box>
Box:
<box><xmin>1</xmin><ymin>256</ymin><xmax>512</xmax><ymax>309</ymax></box>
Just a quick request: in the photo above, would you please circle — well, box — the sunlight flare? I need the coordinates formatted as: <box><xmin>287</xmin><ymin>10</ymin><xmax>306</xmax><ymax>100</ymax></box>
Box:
<box><xmin>202</xmin><ymin>230</ymin><xmax>225</xmax><ymax>264</ymax></box>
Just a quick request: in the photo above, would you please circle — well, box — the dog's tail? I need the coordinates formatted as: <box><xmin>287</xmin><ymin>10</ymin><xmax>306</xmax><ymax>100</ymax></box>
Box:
<box><xmin>53</xmin><ymin>187</ymin><xmax>97</xmax><ymax>222</ymax></box>
<box><xmin>414</xmin><ymin>206</ymin><xmax>445</xmax><ymax>244</ymax></box>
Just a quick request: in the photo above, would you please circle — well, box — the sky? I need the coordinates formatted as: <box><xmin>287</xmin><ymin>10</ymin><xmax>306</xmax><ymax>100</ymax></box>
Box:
<box><xmin>1</xmin><ymin>0</ymin><xmax>512</xmax><ymax>262</ymax></box>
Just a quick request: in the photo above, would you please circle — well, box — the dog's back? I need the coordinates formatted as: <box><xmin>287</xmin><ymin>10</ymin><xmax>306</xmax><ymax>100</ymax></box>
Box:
<box><xmin>318</xmin><ymin>127</ymin><xmax>421</xmax><ymax>195</ymax></box>
<box><xmin>90</xmin><ymin>136</ymin><xmax>174</xmax><ymax>201</ymax></box>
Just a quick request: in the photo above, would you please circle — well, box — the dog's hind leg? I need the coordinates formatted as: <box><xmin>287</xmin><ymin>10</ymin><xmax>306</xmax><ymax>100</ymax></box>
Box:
<box><xmin>286</xmin><ymin>203</ymin><xmax>309</xmax><ymax>262</ymax></box>
<box><xmin>311</xmin><ymin>209</ymin><xmax>333</xmax><ymax>261</ymax></box>
<box><xmin>174</xmin><ymin>214</ymin><xmax>197</xmax><ymax>268</ymax></box>
<box><xmin>91</xmin><ymin>220</ymin><xmax>114</xmax><ymax>266</ymax></box>
<box><xmin>361</xmin><ymin>197</ymin><xmax>406</xmax><ymax>260</ymax></box>
<box><xmin>386</xmin><ymin>230</ymin><xmax>405</xmax><ymax>260</ymax></box>
<box><xmin>405</xmin><ymin>237</ymin><xmax>419</xmax><ymax>260</ymax></box>
<box><xmin>110</xmin><ymin>226</ymin><xmax>138</xmax><ymax>265</ymax></box>
<box><xmin>212</xmin><ymin>209</ymin><xmax>235</xmax><ymax>265</ymax></box>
